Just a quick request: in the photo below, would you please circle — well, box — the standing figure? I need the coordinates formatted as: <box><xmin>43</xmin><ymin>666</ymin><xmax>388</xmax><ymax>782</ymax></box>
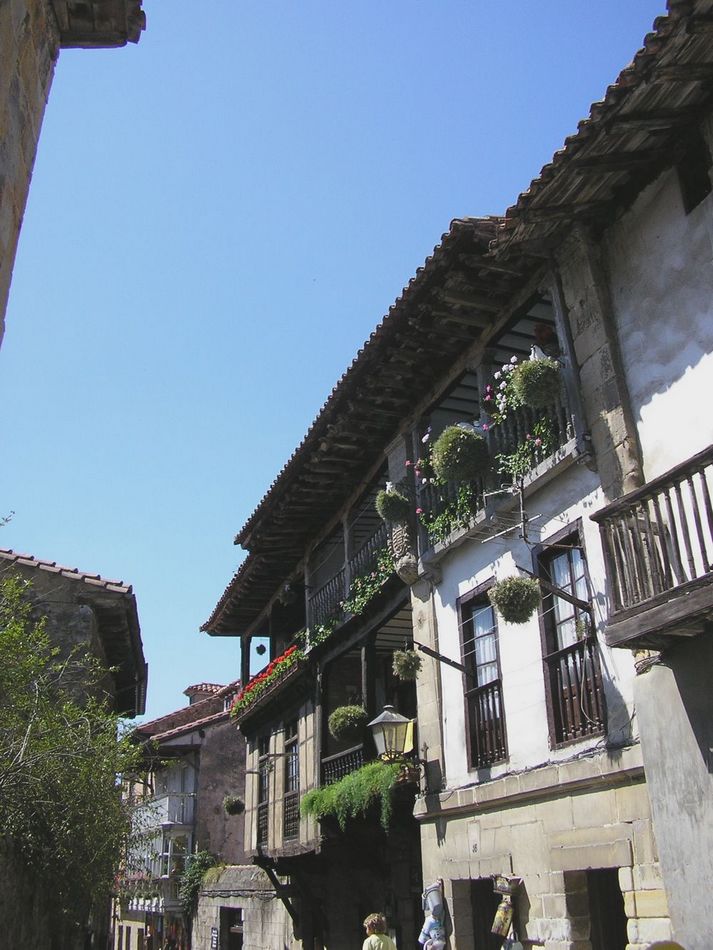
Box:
<box><xmin>362</xmin><ymin>913</ymin><xmax>397</xmax><ymax>950</ymax></box>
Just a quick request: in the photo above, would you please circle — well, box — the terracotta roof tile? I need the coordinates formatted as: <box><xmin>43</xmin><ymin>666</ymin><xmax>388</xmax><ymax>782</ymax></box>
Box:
<box><xmin>0</xmin><ymin>548</ymin><xmax>132</xmax><ymax>594</ymax></box>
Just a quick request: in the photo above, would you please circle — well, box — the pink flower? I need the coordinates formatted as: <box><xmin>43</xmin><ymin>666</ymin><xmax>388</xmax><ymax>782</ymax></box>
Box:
<box><xmin>534</xmin><ymin>437</ymin><xmax>542</xmax><ymax>447</ymax></box>
<box><xmin>526</xmin><ymin>433</ymin><xmax>531</xmax><ymax>440</ymax></box>
<box><xmin>416</xmin><ymin>507</ymin><xmax>424</xmax><ymax>515</ymax></box>
<box><xmin>405</xmin><ymin>459</ymin><xmax>412</xmax><ymax>467</ymax></box>
<box><xmin>482</xmin><ymin>423</ymin><xmax>489</xmax><ymax>431</ymax></box>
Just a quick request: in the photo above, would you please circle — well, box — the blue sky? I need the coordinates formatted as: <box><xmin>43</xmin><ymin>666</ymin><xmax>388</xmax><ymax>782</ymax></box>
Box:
<box><xmin>0</xmin><ymin>1</ymin><xmax>666</xmax><ymax>721</ymax></box>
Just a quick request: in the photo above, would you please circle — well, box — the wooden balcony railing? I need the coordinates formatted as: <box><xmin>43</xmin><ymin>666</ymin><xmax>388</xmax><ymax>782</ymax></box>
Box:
<box><xmin>349</xmin><ymin>522</ymin><xmax>388</xmax><ymax>581</ymax></box>
<box><xmin>307</xmin><ymin>523</ymin><xmax>390</xmax><ymax>628</ymax></box>
<box><xmin>321</xmin><ymin>743</ymin><xmax>366</xmax><ymax>786</ymax></box>
<box><xmin>592</xmin><ymin>445</ymin><xmax>713</xmax><ymax>647</ymax></box>
<box><xmin>308</xmin><ymin>569</ymin><xmax>345</xmax><ymax>628</ymax></box>
<box><xmin>544</xmin><ymin>639</ymin><xmax>605</xmax><ymax>744</ymax></box>
<box><xmin>418</xmin><ymin>396</ymin><xmax>575</xmax><ymax>545</ymax></box>
<box><xmin>465</xmin><ymin>679</ymin><xmax>507</xmax><ymax>768</ymax></box>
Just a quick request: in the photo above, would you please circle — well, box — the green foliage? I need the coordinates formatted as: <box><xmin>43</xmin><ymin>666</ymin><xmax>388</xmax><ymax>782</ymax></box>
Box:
<box><xmin>497</xmin><ymin>417</ymin><xmax>556</xmax><ymax>481</ymax></box>
<box><xmin>300</xmin><ymin>761</ymin><xmax>401</xmax><ymax>830</ymax></box>
<box><xmin>177</xmin><ymin>850</ymin><xmax>217</xmax><ymax>917</ymax></box>
<box><xmin>223</xmin><ymin>794</ymin><xmax>245</xmax><ymax>815</ymax></box>
<box><xmin>419</xmin><ymin>483</ymin><xmax>480</xmax><ymax>544</ymax></box>
<box><xmin>511</xmin><ymin>358</ymin><xmax>561</xmax><ymax>409</ymax></box>
<box><xmin>375</xmin><ymin>489</ymin><xmax>410</xmax><ymax>524</ymax></box>
<box><xmin>0</xmin><ymin>576</ymin><xmax>144</xmax><ymax>933</ymax></box>
<box><xmin>431</xmin><ymin>426</ymin><xmax>489</xmax><ymax>482</ymax></box>
<box><xmin>342</xmin><ymin>548</ymin><xmax>395</xmax><ymax>616</ymax></box>
<box><xmin>392</xmin><ymin>649</ymin><xmax>422</xmax><ymax>680</ymax></box>
<box><xmin>488</xmin><ymin>577</ymin><xmax>541</xmax><ymax>624</ymax></box>
<box><xmin>328</xmin><ymin>705</ymin><xmax>368</xmax><ymax>741</ymax></box>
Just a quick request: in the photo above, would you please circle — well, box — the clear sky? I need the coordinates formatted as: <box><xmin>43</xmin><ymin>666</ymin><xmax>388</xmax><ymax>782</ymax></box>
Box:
<box><xmin>0</xmin><ymin>1</ymin><xmax>666</xmax><ymax>722</ymax></box>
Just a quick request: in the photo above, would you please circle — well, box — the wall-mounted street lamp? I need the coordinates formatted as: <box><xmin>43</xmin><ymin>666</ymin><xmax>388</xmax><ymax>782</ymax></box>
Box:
<box><xmin>367</xmin><ymin>705</ymin><xmax>414</xmax><ymax>762</ymax></box>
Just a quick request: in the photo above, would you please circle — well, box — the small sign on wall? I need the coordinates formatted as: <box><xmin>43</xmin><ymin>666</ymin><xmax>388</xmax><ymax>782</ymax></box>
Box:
<box><xmin>210</xmin><ymin>926</ymin><xmax>219</xmax><ymax>949</ymax></box>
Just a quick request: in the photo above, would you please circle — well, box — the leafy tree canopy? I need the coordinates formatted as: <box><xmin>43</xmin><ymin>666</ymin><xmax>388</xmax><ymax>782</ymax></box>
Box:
<box><xmin>0</xmin><ymin>575</ymin><xmax>144</xmax><ymax>932</ymax></box>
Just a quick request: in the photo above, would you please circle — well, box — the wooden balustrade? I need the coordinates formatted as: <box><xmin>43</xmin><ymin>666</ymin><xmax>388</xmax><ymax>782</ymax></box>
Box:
<box><xmin>544</xmin><ymin>638</ymin><xmax>605</xmax><ymax>744</ymax></box>
<box><xmin>308</xmin><ymin>568</ymin><xmax>346</xmax><ymax>628</ymax></box>
<box><xmin>321</xmin><ymin>744</ymin><xmax>366</xmax><ymax>786</ymax></box>
<box><xmin>594</xmin><ymin>446</ymin><xmax>713</xmax><ymax>613</ymax></box>
<box><xmin>465</xmin><ymin>679</ymin><xmax>507</xmax><ymax>768</ymax></box>
<box><xmin>349</xmin><ymin>522</ymin><xmax>388</xmax><ymax>580</ymax></box>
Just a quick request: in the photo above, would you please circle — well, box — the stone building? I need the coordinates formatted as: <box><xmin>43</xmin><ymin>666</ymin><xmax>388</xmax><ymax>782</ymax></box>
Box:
<box><xmin>202</xmin><ymin>3</ymin><xmax>713</xmax><ymax>949</ymax></box>
<box><xmin>0</xmin><ymin>547</ymin><xmax>148</xmax><ymax>948</ymax></box>
<box><xmin>114</xmin><ymin>680</ymin><xmax>247</xmax><ymax>950</ymax></box>
<box><xmin>0</xmin><ymin>0</ymin><xmax>144</xmax><ymax>347</ymax></box>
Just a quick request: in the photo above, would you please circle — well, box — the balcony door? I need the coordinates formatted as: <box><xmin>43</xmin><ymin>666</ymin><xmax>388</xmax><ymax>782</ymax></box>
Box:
<box><xmin>459</xmin><ymin>588</ymin><xmax>507</xmax><ymax>769</ymax></box>
<box><xmin>538</xmin><ymin>529</ymin><xmax>605</xmax><ymax>745</ymax></box>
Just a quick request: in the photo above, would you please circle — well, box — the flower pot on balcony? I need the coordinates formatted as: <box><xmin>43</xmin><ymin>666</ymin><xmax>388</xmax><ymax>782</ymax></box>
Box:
<box><xmin>376</xmin><ymin>488</ymin><xmax>411</xmax><ymax>524</ymax></box>
<box><xmin>511</xmin><ymin>358</ymin><xmax>561</xmax><ymax>409</ymax></box>
<box><xmin>328</xmin><ymin>705</ymin><xmax>369</xmax><ymax>742</ymax></box>
<box><xmin>431</xmin><ymin>425</ymin><xmax>489</xmax><ymax>482</ymax></box>
<box><xmin>488</xmin><ymin>576</ymin><xmax>541</xmax><ymax>624</ymax></box>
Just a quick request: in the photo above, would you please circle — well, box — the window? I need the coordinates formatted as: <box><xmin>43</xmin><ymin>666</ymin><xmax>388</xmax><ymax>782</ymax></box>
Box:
<box><xmin>537</xmin><ymin>528</ymin><xmax>605</xmax><ymax>745</ymax></box>
<box><xmin>257</xmin><ymin>735</ymin><xmax>270</xmax><ymax>849</ymax></box>
<box><xmin>283</xmin><ymin>720</ymin><xmax>300</xmax><ymax>840</ymax></box>
<box><xmin>459</xmin><ymin>588</ymin><xmax>507</xmax><ymax>769</ymax></box>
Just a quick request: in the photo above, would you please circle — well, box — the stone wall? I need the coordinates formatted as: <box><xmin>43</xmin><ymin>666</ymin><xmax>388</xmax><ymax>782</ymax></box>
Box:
<box><xmin>416</xmin><ymin>749</ymin><xmax>668</xmax><ymax>950</ymax></box>
<box><xmin>194</xmin><ymin>718</ymin><xmax>247</xmax><ymax>865</ymax></box>
<box><xmin>0</xmin><ymin>0</ymin><xmax>59</xmax><ymax>347</ymax></box>
<box><xmin>193</xmin><ymin>865</ymin><xmax>297</xmax><ymax>950</ymax></box>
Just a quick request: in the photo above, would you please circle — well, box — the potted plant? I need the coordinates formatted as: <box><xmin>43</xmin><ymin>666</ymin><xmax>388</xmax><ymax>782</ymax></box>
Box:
<box><xmin>223</xmin><ymin>794</ymin><xmax>245</xmax><ymax>816</ymax></box>
<box><xmin>488</xmin><ymin>576</ymin><xmax>541</xmax><ymax>624</ymax></box>
<box><xmin>328</xmin><ymin>705</ymin><xmax>369</xmax><ymax>742</ymax></box>
<box><xmin>392</xmin><ymin>649</ymin><xmax>422</xmax><ymax>680</ymax></box>
<box><xmin>375</xmin><ymin>488</ymin><xmax>411</xmax><ymax>524</ymax></box>
<box><xmin>431</xmin><ymin>425</ymin><xmax>489</xmax><ymax>482</ymax></box>
<box><xmin>511</xmin><ymin>358</ymin><xmax>561</xmax><ymax>409</ymax></box>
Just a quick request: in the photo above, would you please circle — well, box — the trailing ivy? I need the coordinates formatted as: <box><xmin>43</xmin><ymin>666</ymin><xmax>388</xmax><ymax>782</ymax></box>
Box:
<box><xmin>418</xmin><ymin>483</ymin><xmax>480</xmax><ymax>544</ymax></box>
<box><xmin>177</xmin><ymin>850</ymin><xmax>217</xmax><ymax>917</ymax></box>
<box><xmin>341</xmin><ymin>548</ymin><xmax>395</xmax><ymax>616</ymax></box>
<box><xmin>300</xmin><ymin>761</ymin><xmax>401</xmax><ymax>830</ymax></box>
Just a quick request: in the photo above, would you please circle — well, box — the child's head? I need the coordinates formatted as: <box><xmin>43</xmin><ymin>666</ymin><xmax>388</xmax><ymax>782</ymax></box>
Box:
<box><xmin>363</xmin><ymin>913</ymin><xmax>388</xmax><ymax>935</ymax></box>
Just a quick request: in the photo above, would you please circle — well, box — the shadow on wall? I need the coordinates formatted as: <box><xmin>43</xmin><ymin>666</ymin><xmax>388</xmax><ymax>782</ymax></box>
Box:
<box><xmin>669</xmin><ymin>634</ymin><xmax>713</xmax><ymax>773</ymax></box>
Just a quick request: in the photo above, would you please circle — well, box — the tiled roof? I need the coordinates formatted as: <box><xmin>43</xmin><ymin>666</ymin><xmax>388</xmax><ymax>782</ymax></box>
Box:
<box><xmin>184</xmin><ymin>683</ymin><xmax>225</xmax><ymax>696</ymax></box>
<box><xmin>0</xmin><ymin>548</ymin><xmax>132</xmax><ymax>594</ymax></box>
<box><xmin>135</xmin><ymin>681</ymin><xmax>240</xmax><ymax>741</ymax></box>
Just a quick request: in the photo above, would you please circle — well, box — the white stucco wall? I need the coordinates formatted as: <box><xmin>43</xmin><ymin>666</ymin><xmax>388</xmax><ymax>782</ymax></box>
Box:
<box><xmin>433</xmin><ymin>462</ymin><xmax>638</xmax><ymax>790</ymax></box>
<box><xmin>606</xmin><ymin>154</ymin><xmax>713</xmax><ymax>480</ymax></box>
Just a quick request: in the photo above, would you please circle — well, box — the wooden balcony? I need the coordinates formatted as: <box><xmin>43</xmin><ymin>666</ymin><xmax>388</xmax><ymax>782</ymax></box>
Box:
<box><xmin>544</xmin><ymin>639</ymin><xmax>605</xmax><ymax>744</ymax></box>
<box><xmin>321</xmin><ymin>743</ymin><xmax>367</xmax><ymax>785</ymax></box>
<box><xmin>465</xmin><ymin>679</ymin><xmax>507</xmax><ymax>768</ymax></box>
<box><xmin>307</xmin><ymin>523</ymin><xmax>389</xmax><ymax>628</ymax></box>
<box><xmin>418</xmin><ymin>396</ymin><xmax>576</xmax><ymax>548</ymax></box>
<box><xmin>592</xmin><ymin>445</ymin><xmax>713</xmax><ymax>649</ymax></box>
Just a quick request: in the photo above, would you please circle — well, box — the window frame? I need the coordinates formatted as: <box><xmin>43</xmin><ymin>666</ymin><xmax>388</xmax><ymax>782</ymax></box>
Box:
<box><xmin>457</xmin><ymin>578</ymin><xmax>508</xmax><ymax>771</ymax></box>
<box><xmin>282</xmin><ymin>718</ymin><xmax>300</xmax><ymax>841</ymax></box>
<box><xmin>533</xmin><ymin>521</ymin><xmax>606</xmax><ymax>748</ymax></box>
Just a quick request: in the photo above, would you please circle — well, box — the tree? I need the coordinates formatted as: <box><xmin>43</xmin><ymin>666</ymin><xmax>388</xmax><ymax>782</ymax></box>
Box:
<box><xmin>0</xmin><ymin>575</ymin><xmax>144</xmax><ymax>942</ymax></box>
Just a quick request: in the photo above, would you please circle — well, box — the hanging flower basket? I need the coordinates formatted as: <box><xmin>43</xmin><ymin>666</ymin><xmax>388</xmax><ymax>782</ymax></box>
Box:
<box><xmin>328</xmin><ymin>705</ymin><xmax>369</xmax><ymax>742</ymax></box>
<box><xmin>375</xmin><ymin>488</ymin><xmax>411</xmax><ymax>524</ymax></box>
<box><xmin>392</xmin><ymin>649</ymin><xmax>423</xmax><ymax>680</ymax></box>
<box><xmin>223</xmin><ymin>794</ymin><xmax>245</xmax><ymax>816</ymax></box>
<box><xmin>488</xmin><ymin>577</ymin><xmax>541</xmax><ymax>624</ymax></box>
<box><xmin>431</xmin><ymin>426</ymin><xmax>489</xmax><ymax>482</ymax></box>
<box><xmin>511</xmin><ymin>358</ymin><xmax>561</xmax><ymax>409</ymax></box>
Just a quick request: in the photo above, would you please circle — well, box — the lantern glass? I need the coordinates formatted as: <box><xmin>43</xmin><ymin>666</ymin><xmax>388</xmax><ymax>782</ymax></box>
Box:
<box><xmin>368</xmin><ymin>705</ymin><xmax>410</xmax><ymax>760</ymax></box>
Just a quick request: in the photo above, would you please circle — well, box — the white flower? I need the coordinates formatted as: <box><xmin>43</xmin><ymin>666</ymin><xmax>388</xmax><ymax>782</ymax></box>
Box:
<box><xmin>510</xmin><ymin>355</ymin><xmax>518</xmax><ymax>363</ymax></box>
<box><xmin>494</xmin><ymin>371</ymin><xmax>501</xmax><ymax>380</ymax></box>
<box><xmin>422</xmin><ymin>477</ymin><xmax>428</xmax><ymax>485</ymax></box>
<box><xmin>499</xmin><ymin>381</ymin><xmax>507</xmax><ymax>390</ymax></box>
